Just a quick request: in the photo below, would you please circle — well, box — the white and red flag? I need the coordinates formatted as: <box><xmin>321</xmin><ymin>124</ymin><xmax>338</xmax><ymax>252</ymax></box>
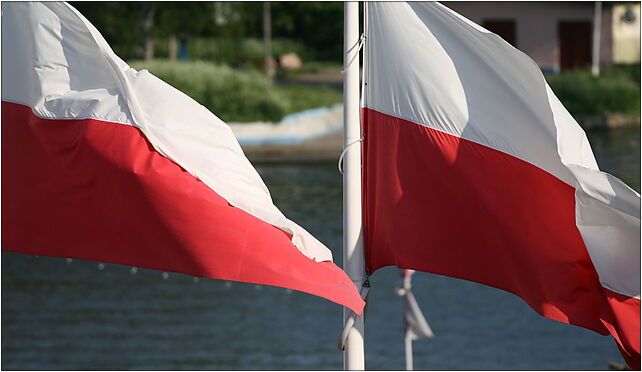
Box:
<box><xmin>362</xmin><ymin>2</ymin><xmax>640</xmax><ymax>368</ymax></box>
<box><xmin>1</xmin><ymin>2</ymin><xmax>364</xmax><ymax>314</ymax></box>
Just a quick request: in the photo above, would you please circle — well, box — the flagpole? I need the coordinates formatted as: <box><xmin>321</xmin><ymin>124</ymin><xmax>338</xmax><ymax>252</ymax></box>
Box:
<box><xmin>343</xmin><ymin>1</ymin><xmax>365</xmax><ymax>370</ymax></box>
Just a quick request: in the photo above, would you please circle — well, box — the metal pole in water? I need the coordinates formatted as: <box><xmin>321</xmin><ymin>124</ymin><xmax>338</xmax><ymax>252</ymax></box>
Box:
<box><xmin>343</xmin><ymin>1</ymin><xmax>365</xmax><ymax>370</ymax></box>
<box><xmin>405</xmin><ymin>333</ymin><xmax>414</xmax><ymax>371</ymax></box>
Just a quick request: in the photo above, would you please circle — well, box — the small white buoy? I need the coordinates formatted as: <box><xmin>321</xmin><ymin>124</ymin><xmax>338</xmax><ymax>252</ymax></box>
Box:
<box><xmin>66</xmin><ymin>258</ymin><xmax>73</xmax><ymax>264</ymax></box>
<box><xmin>97</xmin><ymin>263</ymin><xmax>105</xmax><ymax>270</ymax></box>
<box><xmin>162</xmin><ymin>272</ymin><xmax>169</xmax><ymax>280</ymax></box>
<box><xmin>130</xmin><ymin>267</ymin><xmax>138</xmax><ymax>275</ymax></box>
<box><xmin>224</xmin><ymin>281</ymin><xmax>232</xmax><ymax>288</ymax></box>
<box><xmin>192</xmin><ymin>277</ymin><xmax>200</xmax><ymax>283</ymax></box>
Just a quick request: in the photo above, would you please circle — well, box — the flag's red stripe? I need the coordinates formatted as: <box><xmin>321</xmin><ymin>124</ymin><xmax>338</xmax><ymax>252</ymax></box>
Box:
<box><xmin>1</xmin><ymin>101</ymin><xmax>364</xmax><ymax>314</ymax></box>
<box><xmin>602</xmin><ymin>288</ymin><xmax>641</xmax><ymax>369</ymax></box>
<box><xmin>362</xmin><ymin>108</ymin><xmax>639</xmax><ymax>366</ymax></box>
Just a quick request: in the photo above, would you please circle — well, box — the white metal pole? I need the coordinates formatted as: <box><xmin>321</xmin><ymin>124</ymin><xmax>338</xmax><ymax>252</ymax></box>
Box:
<box><xmin>343</xmin><ymin>1</ymin><xmax>365</xmax><ymax>370</ymax></box>
<box><xmin>405</xmin><ymin>332</ymin><xmax>413</xmax><ymax>371</ymax></box>
<box><xmin>403</xmin><ymin>271</ymin><xmax>413</xmax><ymax>371</ymax></box>
<box><xmin>591</xmin><ymin>1</ymin><xmax>602</xmax><ymax>77</ymax></box>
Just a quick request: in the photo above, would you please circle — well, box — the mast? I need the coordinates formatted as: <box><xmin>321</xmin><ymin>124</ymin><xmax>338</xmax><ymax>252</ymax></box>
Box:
<box><xmin>402</xmin><ymin>271</ymin><xmax>414</xmax><ymax>371</ymax></box>
<box><xmin>342</xmin><ymin>1</ymin><xmax>365</xmax><ymax>370</ymax></box>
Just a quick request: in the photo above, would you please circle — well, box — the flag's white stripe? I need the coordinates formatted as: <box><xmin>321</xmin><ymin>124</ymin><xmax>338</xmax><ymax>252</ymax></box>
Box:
<box><xmin>365</xmin><ymin>2</ymin><xmax>640</xmax><ymax>299</ymax></box>
<box><xmin>1</xmin><ymin>2</ymin><xmax>331</xmax><ymax>262</ymax></box>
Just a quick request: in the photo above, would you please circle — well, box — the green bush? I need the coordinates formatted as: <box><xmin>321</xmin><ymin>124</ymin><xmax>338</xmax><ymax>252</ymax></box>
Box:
<box><xmin>128</xmin><ymin>60</ymin><xmax>342</xmax><ymax>122</ymax></box>
<box><xmin>130</xmin><ymin>60</ymin><xmax>287</xmax><ymax>122</ymax></box>
<box><xmin>546</xmin><ymin>66</ymin><xmax>640</xmax><ymax>118</ymax></box>
<box><xmin>603</xmin><ymin>64</ymin><xmax>641</xmax><ymax>85</ymax></box>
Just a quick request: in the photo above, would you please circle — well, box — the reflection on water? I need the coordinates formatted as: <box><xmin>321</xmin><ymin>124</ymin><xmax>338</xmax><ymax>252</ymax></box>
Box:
<box><xmin>2</xmin><ymin>128</ymin><xmax>638</xmax><ymax>370</ymax></box>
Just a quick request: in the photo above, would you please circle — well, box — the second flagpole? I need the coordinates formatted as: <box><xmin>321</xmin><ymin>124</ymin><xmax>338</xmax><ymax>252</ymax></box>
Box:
<box><xmin>343</xmin><ymin>1</ymin><xmax>365</xmax><ymax>370</ymax></box>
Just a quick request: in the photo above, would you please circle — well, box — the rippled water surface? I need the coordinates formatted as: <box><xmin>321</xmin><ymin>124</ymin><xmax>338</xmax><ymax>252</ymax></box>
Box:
<box><xmin>2</xmin><ymin>128</ymin><xmax>639</xmax><ymax>370</ymax></box>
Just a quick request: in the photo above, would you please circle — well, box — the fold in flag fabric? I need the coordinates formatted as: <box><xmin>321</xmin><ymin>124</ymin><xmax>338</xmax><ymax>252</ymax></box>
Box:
<box><xmin>1</xmin><ymin>2</ymin><xmax>364</xmax><ymax>314</ymax></box>
<box><xmin>400</xmin><ymin>270</ymin><xmax>434</xmax><ymax>341</ymax></box>
<box><xmin>363</xmin><ymin>2</ymin><xmax>640</xmax><ymax>368</ymax></box>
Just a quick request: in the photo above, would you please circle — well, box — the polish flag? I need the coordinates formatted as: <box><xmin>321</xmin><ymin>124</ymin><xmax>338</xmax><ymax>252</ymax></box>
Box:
<box><xmin>1</xmin><ymin>2</ymin><xmax>364</xmax><ymax>314</ymax></box>
<box><xmin>362</xmin><ymin>2</ymin><xmax>640</xmax><ymax>367</ymax></box>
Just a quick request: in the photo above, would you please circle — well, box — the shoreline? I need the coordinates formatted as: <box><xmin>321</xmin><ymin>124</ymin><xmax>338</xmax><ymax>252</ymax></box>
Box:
<box><xmin>240</xmin><ymin>121</ymin><xmax>639</xmax><ymax>164</ymax></box>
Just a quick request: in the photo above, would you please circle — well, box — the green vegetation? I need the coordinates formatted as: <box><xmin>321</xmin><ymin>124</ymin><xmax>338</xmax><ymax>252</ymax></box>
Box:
<box><xmin>71</xmin><ymin>2</ymin><xmax>345</xmax><ymax>63</ymax></box>
<box><xmin>154</xmin><ymin>37</ymin><xmax>315</xmax><ymax>68</ymax></box>
<box><xmin>546</xmin><ymin>65</ymin><xmax>640</xmax><ymax>118</ymax></box>
<box><xmin>130</xmin><ymin>60</ymin><xmax>341</xmax><ymax>122</ymax></box>
<box><xmin>276</xmin><ymin>61</ymin><xmax>343</xmax><ymax>79</ymax></box>
<box><xmin>276</xmin><ymin>83</ymin><xmax>342</xmax><ymax>114</ymax></box>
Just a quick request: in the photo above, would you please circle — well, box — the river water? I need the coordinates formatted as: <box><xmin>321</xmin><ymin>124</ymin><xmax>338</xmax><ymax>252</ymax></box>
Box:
<box><xmin>2</xmin><ymin>127</ymin><xmax>639</xmax><ymax>370</ymax></box>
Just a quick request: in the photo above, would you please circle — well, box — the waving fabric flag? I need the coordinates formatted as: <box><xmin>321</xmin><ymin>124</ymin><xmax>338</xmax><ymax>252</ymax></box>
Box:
<box><xmin>1</xmin><ymin>2</ymin><xmax>364</xmax><ymax>314</ymax></box>
<box><xmin>362</xmin><ymin>2</ymin><xmax>640</xmax><ymax>368</ymax></box>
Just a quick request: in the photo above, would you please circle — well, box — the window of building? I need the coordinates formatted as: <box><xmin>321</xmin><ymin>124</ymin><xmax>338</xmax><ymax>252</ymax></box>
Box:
<box><xmin>558</xmin><ymin>21</ymin><xmax>592</xmax><ymax>70</ymax></box>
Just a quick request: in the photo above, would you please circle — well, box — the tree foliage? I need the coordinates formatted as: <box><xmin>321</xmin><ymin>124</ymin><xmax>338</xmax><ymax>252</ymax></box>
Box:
<box><xmin>70</xmin><ymin>2</ymin><xmax>344</xmax><ymax>62</ymax></box>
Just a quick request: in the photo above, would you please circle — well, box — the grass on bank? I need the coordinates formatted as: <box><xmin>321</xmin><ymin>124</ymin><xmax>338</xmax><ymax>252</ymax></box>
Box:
<box><xmin>275</xmin><ymin>83</ymin><xmax>342</xmax><ymax>114</ymax></box>
<box><xmin>276</xmin><ymin>61</ymin><xmax>343</xmax><ymax>79</ymax></box>
<box><xmin>130</xmin><ymin>60</ymin><xmax>341</xmax><ymax>123</ymax></box>
<box><xmin>154</xmin><ymin>37</ymin><xmax>320</xmax><ymax>71</ymax></box>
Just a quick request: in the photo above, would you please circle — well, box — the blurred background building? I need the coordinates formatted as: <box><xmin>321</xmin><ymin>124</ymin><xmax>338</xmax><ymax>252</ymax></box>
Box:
<box><xmin>444</xmin><ymin>1</ymin><xmax>641</xmax><ymax>73</ymax></box>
